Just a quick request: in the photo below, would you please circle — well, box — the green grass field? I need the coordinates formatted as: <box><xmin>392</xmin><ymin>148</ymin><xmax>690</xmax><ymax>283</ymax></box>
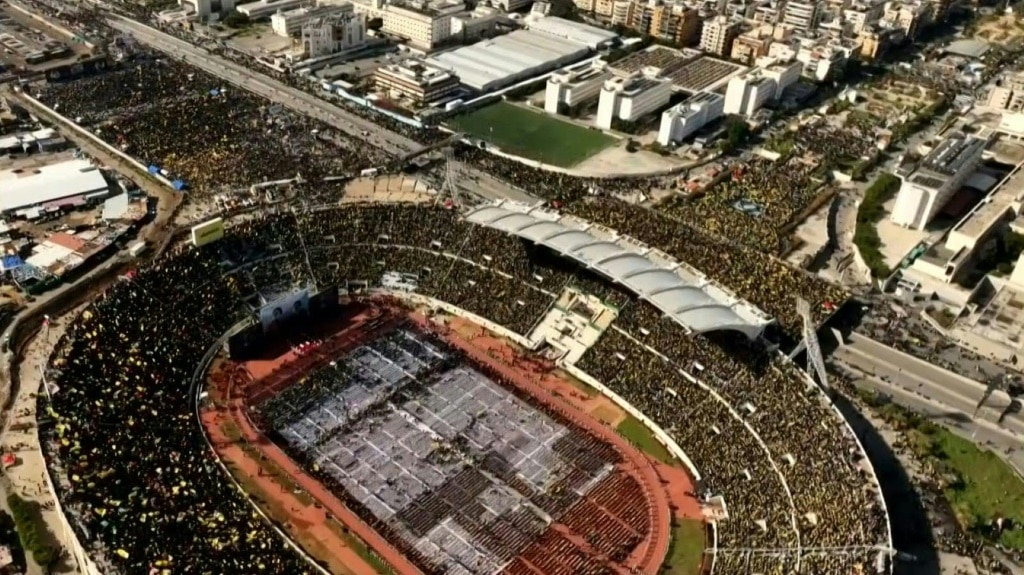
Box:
<box><xmin>617</xmin><ymin>415</ymin><xmax>677</xmax><ymax>466</ymax></box>
<box><xmin>447</xmin><ymin>102</ymin><xmax>615</xmax><ymax>167</ymax></box>
<box><xmin>868</xmin><ymin>392</ymin><xmax>1024</xmax><ymax>550</ymax></box>
<box><xmin>915</xmin><ymin>425</ymin><xmax>1024</xmax><ymax>548</ymax></box>
<box><xmin>662</xmin><ymin>519</ymin><xmax>707</xmax><ymax>575</ymax></box>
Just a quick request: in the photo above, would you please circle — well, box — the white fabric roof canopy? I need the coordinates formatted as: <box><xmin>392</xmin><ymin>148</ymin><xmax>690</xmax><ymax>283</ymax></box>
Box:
<box><xmin>465</xmin><ymin>203</ymin><xmax>772</xmax><ymax>339</ymax></box>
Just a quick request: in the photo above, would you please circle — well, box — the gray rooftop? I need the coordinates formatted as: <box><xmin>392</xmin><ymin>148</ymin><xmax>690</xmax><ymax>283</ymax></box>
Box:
<box><xmin>464</xmin><ymin>202</ymin><xmax>772</xmax><ymax>339</ymax></box>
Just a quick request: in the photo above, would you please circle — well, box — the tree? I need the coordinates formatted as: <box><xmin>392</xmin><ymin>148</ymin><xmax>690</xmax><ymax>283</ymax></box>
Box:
<box><xmin>725</xmin><ymin>117</ymin><xmax>750</xmax><ymax>149</ymax></box>
<box><xmin>222</xmin><ymin>10</ymin><xmax>250</xmax><ymax>29</ymax></box>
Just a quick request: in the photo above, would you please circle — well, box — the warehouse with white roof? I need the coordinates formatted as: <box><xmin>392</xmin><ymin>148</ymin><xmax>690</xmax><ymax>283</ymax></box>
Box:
<box><xmin>526</xmin><ymin>16</ymin><xmax>618</xmax><ymax>50</ymax></box>
<box><xmin>0</xmin><ymin>158</ymin><xmax>110</xmax><ymax>218</ymax></box>
<box><xmin>427</xmin><ymin>28</ymin><xmax>598</xmax><ymax>92</ymax></box>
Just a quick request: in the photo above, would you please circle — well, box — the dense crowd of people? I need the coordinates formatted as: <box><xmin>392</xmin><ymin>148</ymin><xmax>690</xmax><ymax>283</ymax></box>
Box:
<box><xmin>44</xmin><ymin>242</ymin><xmax>314</xmax><ymax>574</ymax></box>
<box><xmin>42</xmin><ymin>203</ymin><xmax>889</xmax><ymax>573</ymax></box>
<box><xmin>33</xmin><ymin>58</ymin><xmax>389</xmax><ymax>193</ymax></box>
<box><xmin>660</xmin><ymin>156</ymin><xmax>826</xmax><ymax>251</ymax></box>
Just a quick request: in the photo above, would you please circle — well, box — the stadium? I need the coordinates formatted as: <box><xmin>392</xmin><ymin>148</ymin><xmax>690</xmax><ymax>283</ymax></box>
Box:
<box><xmin>39</xmin><ymin>200</ymin><xmax>894</xmax><ymax>575</ymax></box>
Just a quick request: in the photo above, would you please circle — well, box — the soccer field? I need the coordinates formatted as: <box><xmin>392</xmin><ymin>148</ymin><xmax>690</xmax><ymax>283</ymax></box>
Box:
<box><xmin>448</xmin><ymin>102</ymin><xmax>616</xmax><ymax>168</ymax></box>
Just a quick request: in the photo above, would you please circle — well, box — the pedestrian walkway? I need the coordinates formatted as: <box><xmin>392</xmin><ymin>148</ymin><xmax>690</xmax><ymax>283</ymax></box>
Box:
<box><xmin>3</xmin><ymin>316</ymin><xmax>83</xmax><ymax>575</ymax></box>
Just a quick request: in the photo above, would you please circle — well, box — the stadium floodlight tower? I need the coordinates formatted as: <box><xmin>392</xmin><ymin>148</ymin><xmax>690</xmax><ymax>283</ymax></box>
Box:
<box><xmin>442</xmin><ymin>146</ymin><xmax>465</xmax><ymax>208</ymax></box>
<box><xmin>796</xmin><ymin>296</ymin><xmax>829</xmax><ymax>390</ymax></box>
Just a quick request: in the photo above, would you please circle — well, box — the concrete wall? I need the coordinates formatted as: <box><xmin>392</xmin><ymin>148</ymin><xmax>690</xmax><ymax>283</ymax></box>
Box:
<box><xmin>18</xmin><ymin>93</ymin><xmax>177</xmax><ymax>191</ymax></box>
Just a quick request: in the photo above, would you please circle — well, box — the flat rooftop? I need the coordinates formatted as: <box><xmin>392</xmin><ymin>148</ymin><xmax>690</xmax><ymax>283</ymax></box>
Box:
<box><xmin>953</xmin><ymin>162</ymin><xmax>1024</xmax><ymax>240</ymax></box>
<box><xmin>0</xmin><ymin>158</ymin><xmax>108</xmax><ymax>213</ymax></box>
<box><xmin>918</xmin><ymin>133</ymin><xmax>987</xmax><ymax>177</ymax></box>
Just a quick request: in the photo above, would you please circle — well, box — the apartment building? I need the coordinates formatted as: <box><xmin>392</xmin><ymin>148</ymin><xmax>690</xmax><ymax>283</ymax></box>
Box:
<box><xmin>731</xmin><ymin>24</ymin><xmax>774</xmax><ymax>64</ymax></box>
<box><xmin>700</xmin><ymin>15</ymin><xmax>741</xmax><ymax>56</ymax></box>
<box><xmin>883</xmin><ymin>0</ymin><xmax>932</xmax><ymax>41</ymax></box>
<box><xmin>596</xmin><ymin>73</ymin><xmax>672</xmax><ymax>128</ymax></box>
<box><xmin>842</xmin><ymin>0</ymin><xmax>885</xmax><ymax>34</ymax></box>
<box><xmin>781</xmin><ymin>0</ymin><xmax>822</xmax><ymax>32</ymax></box>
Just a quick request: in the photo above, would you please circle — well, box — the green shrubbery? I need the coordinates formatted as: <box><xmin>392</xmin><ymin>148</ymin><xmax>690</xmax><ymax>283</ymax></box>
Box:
<box><xmin>7</xmin><ymin>494</ymin><xmax>58</xmax><ymax>568</ymax></box>
<box><xmin>853</xmin><ymin>172</ymin><xmax>901</xmax><ymax>278</ymax></box>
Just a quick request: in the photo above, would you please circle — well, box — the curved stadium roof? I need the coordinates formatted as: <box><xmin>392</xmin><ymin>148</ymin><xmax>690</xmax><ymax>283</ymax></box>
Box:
<box><xmin>465</xmin><ymin>202</ymin><xmax>773</xmax><ymax>339</ymax></box>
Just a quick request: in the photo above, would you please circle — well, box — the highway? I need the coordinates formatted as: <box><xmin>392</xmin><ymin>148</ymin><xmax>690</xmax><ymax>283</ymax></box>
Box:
<box><xmin>106</xmin><ymin>16</ymin><xmax>419</xmax><ymax>156</ymax></box>
<box><xmin>834</xmin><ymin>334</ymin><xmax>1024</xmax><ymax>473</ymax></box>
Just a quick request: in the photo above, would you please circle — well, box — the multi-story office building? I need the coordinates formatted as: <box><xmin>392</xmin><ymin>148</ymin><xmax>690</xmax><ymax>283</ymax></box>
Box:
<box><xmin>987</xmin><ymin>71</ymin><xmax>1024</xmax><ymax>112</ymax></box>
<box><xmin>352</xmin><ymin>0</ymin><xmax>464</xmax><ymax>50</ymax></box>
<box><xmin>724</xmin><ymin>69</ymin><xmax>777</xmax><ymax>116</ymax></box>
<box><xmin>700</xmin><ymin>15</ymin><xmax>741</xmax><ymax>56</ymax></box>
<box><xmin>301</xmin><ymin>13</ymin><xmax>367</xmax><ymax>57</ymax></box>
<box><xmin>545</xmin><ymin>62</ymin><xmax>610</xmax><ymax>114</ymax></box>
<box><xmin>891</xmin><ymin>133</ymin><xmax>988</xmax><ymax>230</ymax></box>
<box><xmin>596</xmin><ymin>73</ymin><xmax>672</xmax><ymax>128</ymax></box>
<box><xmin>657</xmin><ymin>91</ymin><xmax>724</xmax><ymax>144</ymax></box>
<box><xmin>373</xmin><ymin>58</ymin><xmax>461</xmax><ymax>103</ymax></box>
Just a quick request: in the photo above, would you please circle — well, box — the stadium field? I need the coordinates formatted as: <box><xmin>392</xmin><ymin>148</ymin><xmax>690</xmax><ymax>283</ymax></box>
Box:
<box><xmin>448</xmin><ymin>102</ymin><xmax>616</xmax><ymax>167</ymax></box>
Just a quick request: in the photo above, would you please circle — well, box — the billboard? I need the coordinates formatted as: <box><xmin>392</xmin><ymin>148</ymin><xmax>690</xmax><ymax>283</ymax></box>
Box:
<box><xmin>259</xmin><ymin>289</ymin><xmax>310</xmax><ymax>333</ymax></box>
<box><xmin>191</xmin><ymin>218</ymin><xmax>225</xmax><ymax>247</ymax></box>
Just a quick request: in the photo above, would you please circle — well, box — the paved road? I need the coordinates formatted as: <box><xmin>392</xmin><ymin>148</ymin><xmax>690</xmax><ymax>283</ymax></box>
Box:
<box><xmin>834</xmin><ymin>334</ymin><xmax>1024</xmax><ymax>473</ymax></box>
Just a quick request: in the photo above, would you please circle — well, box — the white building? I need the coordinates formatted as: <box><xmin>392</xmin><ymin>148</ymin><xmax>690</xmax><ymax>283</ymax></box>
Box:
<box><xmin>657</xmin><ymin>92</ymin><xmax>725</xmax><ymax>145</ymax></box>
<box><xmin>302</xmin><ymin>13</ymin><xmax>367</xmax><ymax>58</ymax></box>
<box><xmin>544</xmin><ymin>62</ymin><xmax>610</xmax><ymax>114</ymax></box>
<box><xmin>891</xmin><ymin>133</ymin><xmax>988</xmax><ymax>230</ymax></box>
<box><xmin>350</xmin><ymin>0</ymin><xmax>464</xmax><ymax>49</ymax></box>
<box><xmin>761</xmin><ymin>59</ymin><xmax>801</xmax><ymax>95</ymax></box>
<box><xmin>796</xmin><ymin>42</ymin><xmax>849</xmax><ymax>81</ymax></box>
<box><xmin>0</xmin><ymin>159</ymin><xmax>110</xmax><ymax>217</ymax></box>
<box><xmin>272</xmin><ymin>3</ymin><xmax>355</xmax><ymax>37</ymax></box>
<box><xmin>595</xmin><ymin>73</ymin><xmax>672</xmax><ymax>129</ymax></box>
<box><xmin>526</xmin><ymin>15</ymin><xmax>618</xmax><ymax>49</ymax></box>
<box><xmin>179</xmin><ymin>0</ymin><xmax>236</xmax><ymax>18</ymax></box>
<box><xmin>724</xmin><ymin>69</ymin><xmax>778</xmax><ymax>116</ymax></box>
<box><xmin>236</xmin><ymin>0</ymin><xmax>303</xmax><ymax>19</ymax></box>
<box><xmin>427</xmin><ymin>28</ymin><xmax>589</xmax><ymax>92</ymax></box>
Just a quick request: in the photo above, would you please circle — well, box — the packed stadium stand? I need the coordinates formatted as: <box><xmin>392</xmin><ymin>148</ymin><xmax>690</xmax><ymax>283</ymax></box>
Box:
<box><xmin>42</xmin><ymin>202</ymin><xmax>892</xmax><ymax>575</ymax></box>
